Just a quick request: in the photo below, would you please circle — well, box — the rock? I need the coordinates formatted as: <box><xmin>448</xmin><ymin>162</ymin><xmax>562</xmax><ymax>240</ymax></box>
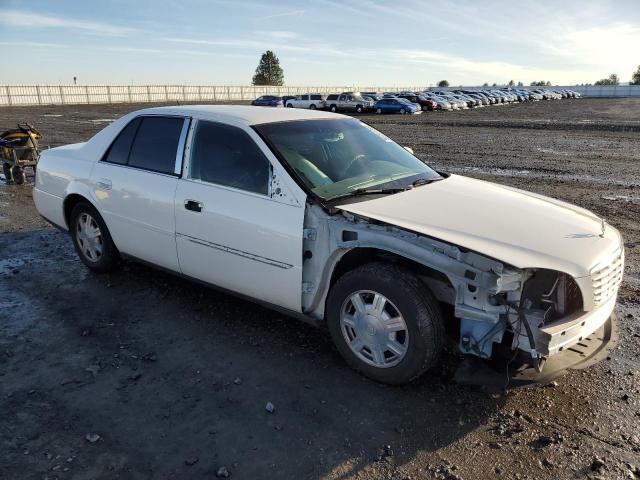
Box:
<box><xmin>185</xmin><ymin>456</ymin><xmax>199</xmax><ymax>466</ymax></box>
<box><xmin>489</xmin><ymin>441</ymin><xmax>503</xmax><ymax>449</ymax></box>
<box><xmin>548</xmin><ymin>380</ymin><xmax>559</xmax><ymax>387</ymax></box>
<box><xmin>216</xmin><ymin>466</ymin><xmax>230</xmax><ymax>477</ymax></box>
<box><xmin>233</xmin><ymin>377</ymin><xmax>242</xmax><ymax>385</ymax></box>
<box><xmin>591</xmin><ymin>457</ymin><xmax>605</xmax><ymax>471</ymax></box>
<box><xmin>542</xmin><ymin>457</ymin><xmax>554</xmax><ymax>468</ymax></box>
<box><xmin>85</xmin><ymin>433</ymin><xmax>101</xmax><ymax>443</ymax></box>
<box><xmin>265</xmin><ymin>401</ymin><xmax>275</xmax><ymax>413</ymax></box>
<box><xmin>141</xmin><ymin>352</ymin><xmax>157</xmax><ymax>362</ymax></box>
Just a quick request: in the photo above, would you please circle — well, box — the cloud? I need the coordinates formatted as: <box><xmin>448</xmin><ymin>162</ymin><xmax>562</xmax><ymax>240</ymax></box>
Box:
<box><xmin>262</xmin><ymin>9</ymin><xmax>306</xmax><ymax>20</ymax></box>
<box><xmin>1</xmin><ymin>10</ymin><xmax>138</xmax><ymax>36</ymax></box>
<box><xmin>255</xmin><ymin>30</ymin><xmax>298</xmax><ymax>40</ymax></box>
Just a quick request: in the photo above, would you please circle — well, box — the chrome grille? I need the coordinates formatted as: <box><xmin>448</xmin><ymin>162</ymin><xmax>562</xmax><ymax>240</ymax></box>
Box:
<box><xmin>591</xmin><ymin>248</ymin><xmax>624</xmax><ymax>306</ymax></box>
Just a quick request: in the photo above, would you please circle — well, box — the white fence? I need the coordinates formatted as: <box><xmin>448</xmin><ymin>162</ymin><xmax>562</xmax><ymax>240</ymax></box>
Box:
<box><xmin>0</xmin><ymin>85</ymin><xmax>421</xmax><ymax>106</ymax></box>
<box><xmin>0</xmin><ymin>84</ymin><xmax>638</xmax><ymax>106</ymax></box>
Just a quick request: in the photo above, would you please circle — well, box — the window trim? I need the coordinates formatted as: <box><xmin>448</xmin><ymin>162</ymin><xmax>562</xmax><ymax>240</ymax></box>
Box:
<box><xmin>100</xmin><ymin>114</ymin><xmax>190</xmax><ymax>177</ymax></box>
<box><xmin>185</xmin><ymin>119</ymin><xmax>272</xmax><ymax>197</ymax></box>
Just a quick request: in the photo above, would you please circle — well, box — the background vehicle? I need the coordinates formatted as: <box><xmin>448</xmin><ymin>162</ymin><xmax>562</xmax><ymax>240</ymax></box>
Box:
<box><xmin>251</xmin><ymin>95</ymin><xmax>283</xmax><ymax>107</ymax></box>
<box><xmin>285</xmin><ymin>93</ymin><xmax>326</xmax><ymax>109</ymax></box>
<box><xmin>397</xmin><ymin>94</ymin><xmax>437</xmax><ymax>111</ymax></box>
<box><xmin>326</xmin><ymin>92</ymin><xmax>374</xmax><ymax>113</ymax></box>
<box><xmin>374</xmin><ymin>97</ymin><xmax>420</xmax><ymax>114</ymax></box>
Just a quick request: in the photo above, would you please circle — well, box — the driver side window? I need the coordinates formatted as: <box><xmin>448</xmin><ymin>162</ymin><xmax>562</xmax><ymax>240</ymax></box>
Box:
<box><xmin>189</xmin><ymin>121</ymin><xmax>270</xmax><ymax>195</ymax></box>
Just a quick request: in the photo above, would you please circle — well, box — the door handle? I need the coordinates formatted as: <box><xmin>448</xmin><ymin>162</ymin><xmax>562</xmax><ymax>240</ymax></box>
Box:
<box><xmin>184</xmin><ymin>199</ymin><xmax>203</xmax><ymax>213</ymax></box>
<box><xmin>97</xmin><ymin>178</ymin><xmax>112</xmax><ymax>190</ymax></box>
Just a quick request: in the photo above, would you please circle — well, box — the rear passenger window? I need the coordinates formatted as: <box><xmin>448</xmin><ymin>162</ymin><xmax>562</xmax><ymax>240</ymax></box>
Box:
<box><xmin>128</xmin><ymin>117</ymin><xmax>184</xmax><ymax>175</ymax></box>
<box><xmin>311</xmin><ymin>95</ymin><xmax>321</xmax><ymax>100</ymax></box>
<box><xmin>190</xmin><ymin>121</ymin><xmax>270</xmax><ymax>195</ymax></box>
<box><xmin>103</xmin><ymin>117</ymin><xmax>141</xmax><ymax>165</ymax></box>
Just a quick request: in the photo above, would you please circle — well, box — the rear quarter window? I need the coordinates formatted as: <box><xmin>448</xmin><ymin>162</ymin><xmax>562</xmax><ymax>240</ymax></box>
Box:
<box><xmin>102</xmin><ymin>117</ymin><xmax>141</xmax><ymax>165</ymax></box>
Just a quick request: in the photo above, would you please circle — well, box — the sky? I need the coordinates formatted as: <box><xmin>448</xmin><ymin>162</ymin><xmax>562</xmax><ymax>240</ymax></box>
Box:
<box><xmin>0</xmin><ymin>0</ymin><xmax>638</xmax><ymax>86</ymax></box>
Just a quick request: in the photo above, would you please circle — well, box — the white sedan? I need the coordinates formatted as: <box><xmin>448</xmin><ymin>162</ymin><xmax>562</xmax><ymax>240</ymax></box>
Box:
<box><xmin>33</xmin><ymin>106</ymin><xmax>623</xmax><ymax>384</ymax></box>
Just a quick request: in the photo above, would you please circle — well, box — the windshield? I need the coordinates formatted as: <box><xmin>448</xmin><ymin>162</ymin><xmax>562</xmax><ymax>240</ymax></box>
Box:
<box><xmin>255</xmin><ymin>119</ymin><xmax>441</xmax><ymax>201</ymax></box>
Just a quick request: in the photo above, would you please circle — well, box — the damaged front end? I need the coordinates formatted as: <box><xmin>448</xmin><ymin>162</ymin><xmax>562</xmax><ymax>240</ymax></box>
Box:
<box><xmin>302</xmin><ymin>205</ymin><xmax>619</xmax><ymax>380</ymax></box>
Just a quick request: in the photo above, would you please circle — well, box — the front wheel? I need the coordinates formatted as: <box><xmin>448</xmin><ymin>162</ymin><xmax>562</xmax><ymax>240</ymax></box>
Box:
<box><xmin>327</xmin><ymin>263</ymin><xmax>445</xmax><ymax>384</ymax></box>
<box><xmin>399</xmin><ymin>108</ymin><xmax>406</xmax><ymax>114</ymax></box>
<box><xmin>70</xmin><ymin>202</ymin><xmax>119</xmax><ymax>273</ymax></box>
<box><xmin>376</xmin><ymin>108</ymin><xmax>382</xmax><ymax>114</ymax></box>
<box><xmin>355</xmin><ymin>105</ymin><xmax>363</xmax><ymax>113</ymax></box>
<box><xmin>309</xmin><ymin>104</ymin><xmax>316</xmax><ymax>110</ymax></box>
<box><xmin>330</xmin><ymin>105</ymin><xmax>337</xmax><ymax>112</ymax></box>
<box><xmin>286</xmin><ymin>103</ymin><xmax>294</xmax><ymax>108</ymax></box>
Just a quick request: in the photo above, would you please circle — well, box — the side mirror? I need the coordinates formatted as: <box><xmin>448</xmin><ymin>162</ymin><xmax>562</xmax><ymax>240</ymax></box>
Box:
<box><xmin>403</xmin><ymin>146</ymin><xmax>414</xmax><ymax>155</ymax></box>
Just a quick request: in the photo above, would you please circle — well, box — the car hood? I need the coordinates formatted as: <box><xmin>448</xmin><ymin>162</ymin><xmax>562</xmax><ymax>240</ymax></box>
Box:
<box><xmin>337</xmin><ymin>175</ymin><xmax>622</xmax><ymax>278</ymax></box>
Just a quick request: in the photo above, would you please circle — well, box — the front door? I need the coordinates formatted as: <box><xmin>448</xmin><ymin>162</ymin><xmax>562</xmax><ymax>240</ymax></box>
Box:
<box><xmin>174</xmin><ymin>119</ymin><xmax>305</xmax><ymax>311</ymax></box>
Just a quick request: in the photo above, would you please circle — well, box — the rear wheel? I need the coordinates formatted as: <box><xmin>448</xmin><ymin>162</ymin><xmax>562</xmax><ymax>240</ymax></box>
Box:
<box><xmin>355</xmin><ymin>105</ymin><xmax>363</xmax><ymax>113</ymax></box>
<box><xmin>2</xmin><ymin>163</ymin><xmax>12</xmax><ymax>184</ymax></box>
<box><xmin>376</xmin><ymin>108</ymin><xmax>382</xmax><ymax>114</ymax></box>
<box><xmin>330</xmin><ymin>104</ymin><xmax>337</xmax><ymax>112</ymax></box>
<box><xmin>309</xmin><ymin>104</ymin><xmax>316</xmax><ymax>110</ymax></box>
<box><xmin>286</xmin><ymin>103</ymin><xmax>293</xmax><ymax>108</ymax></box>
<box><xmin>10</xmin><ymin>165</ymin><xmax>25</xmax><ymax>185</ymax></box>
<box><xmin>70</xmin><ymin>202</ymin><xmax>118</xmax><ymax>273</ymax></box>
<box><xmin>400</xmin><ymin>108</ymin><xmax>406</xmax><ymax>114</ymax></box>
<box><xmin>327</xmin><ymin>263</ymin><xmax>444</xmax><ymax>384</ymax></box>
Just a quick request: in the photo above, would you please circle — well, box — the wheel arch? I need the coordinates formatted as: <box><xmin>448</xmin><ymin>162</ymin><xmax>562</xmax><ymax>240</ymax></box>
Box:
<box><xmin>306</xmin><ymin>246</ymin><xmax>455</xmax><ymax>323</ymax></box>
<box><xmin>63</xmin><ymin>192</ymin><xmax>97</xmax><ymax>229</ymax></box>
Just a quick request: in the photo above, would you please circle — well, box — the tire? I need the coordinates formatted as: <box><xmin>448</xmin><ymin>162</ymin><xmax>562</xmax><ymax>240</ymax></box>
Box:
<box><xmin>10</xmin><ymin>165</ymin><xmax>25</xmax><ymax>185</ymax></box>
<box><xmin>309</xmin><ymin>104</ymin><xmax>316</xmax><ymax>110</ymax></box>
<box><xmin>376</xmin><ymin>108</ymin><xmax>382</xmax><ymax>114</ymax></box>
<box><xmin>70</xmin><ymin>202</ymin><xmax>119</xmax><ymax>273</ymax></box>
<box><xmin>400</xmin><ymin>108</ymin><xmax>406</xmax><ymax>114</ymax></box>
<box><xmin>330</xmin><ymin>105</ymin><xmax>337</xmax><ymax>112</ymax></box>
<box><xmin>421</xmin><ymin>105</ymin><xmax>426</xmax><ymax>111</ymax></box>
<box><xmin>355</xmin><ymin>105</ymin><xmax>363</xmax><ymax>113</ymax></box>
<box><xmin>286</xmin><ymin>103</ymin><xmax>293</xmax><ymax>108</ymax></box>
<box><xmin>2</xmin><ymin>162</ymin><xmax>12</xmax><ymax>184</ymax></box>
<box><xmin>326</xmin><ymin>263</ymin><xmax>445</xmax><ymax>384</ymax></box>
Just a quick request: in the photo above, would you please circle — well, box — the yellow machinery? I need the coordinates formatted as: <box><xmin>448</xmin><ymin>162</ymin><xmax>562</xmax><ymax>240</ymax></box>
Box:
<box><xmin>1</xmin><ymin>123</ymin><xmax>41</xmax><ymax>185</ymax></box>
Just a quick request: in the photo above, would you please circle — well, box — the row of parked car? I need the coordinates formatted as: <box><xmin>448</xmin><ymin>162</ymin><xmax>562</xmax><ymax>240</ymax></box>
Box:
<box><xmin>250</xmin><ymin>87</ymin><xmax>582</xmax><ymax>114</ymax></box>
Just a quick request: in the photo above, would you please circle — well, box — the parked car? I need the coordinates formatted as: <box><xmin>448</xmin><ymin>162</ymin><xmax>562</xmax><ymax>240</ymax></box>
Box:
<box><xmin>285</xmin><ymin>93</ymin><xmax>326</xmax><ymax>110</ymax></box>
<box><xmin>325</xmin><ymin>92</ymin><xmax>374</xmax><ymax>113</ymax></box>
<box><xmin>282</xmin><ymin>95</ymin><xmax>297</xmax><ymax>106</ymax></box>
<box><xmin>397</xmin><ymin>94</ymin><xmax>437</xmax><ymax>111</ymax></box>
<box><xmin>374</xmin><ymin>97</ymin><xmax>421</xmax><ymax>114</ymax></box>
<box><xmin>33</xmin><ymin>106</ymin><xmax>623</xmax><ymax>385</ymax></box>
<box><xmin>420</xmin><ymin>92</ymin><xmax>453</xmax><ymax>110</ymax></box>
<box><xmin>251</xmin><ymin>95</ymin><xmax>283</xmax><ymax>107</ymax></box>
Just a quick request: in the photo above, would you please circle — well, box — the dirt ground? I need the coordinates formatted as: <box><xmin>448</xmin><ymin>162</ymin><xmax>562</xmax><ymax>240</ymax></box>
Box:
<box><xmin>1</xmin><ymin>98</ymin><xmax>639</xmax><ymax>480</ymax></box>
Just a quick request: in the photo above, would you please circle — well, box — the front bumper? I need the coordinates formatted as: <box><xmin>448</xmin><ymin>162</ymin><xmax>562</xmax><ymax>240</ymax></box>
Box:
<box><xmin>455</xmin><ymin>313</ymin><xmax>617</xmax><ymax>387</ymax></box>
<box><xmin>537</xmin><ymin>294</ymin><xmax>617</xmax><ymax>356</ymax></box>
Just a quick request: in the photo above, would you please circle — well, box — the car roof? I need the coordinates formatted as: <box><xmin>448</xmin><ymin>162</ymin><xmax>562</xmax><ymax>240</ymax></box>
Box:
<box><xmin>133</xmin><ymin>105</ymin><xmax>342</xmax><ymax>126</ymax></box>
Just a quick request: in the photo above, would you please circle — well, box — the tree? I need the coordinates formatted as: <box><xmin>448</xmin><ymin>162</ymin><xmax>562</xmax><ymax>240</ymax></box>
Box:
<box><xmin>482</xmin><ymin>82</ymin><xmax>489</xmax><ymax>87</ymax></box>
<box><xmin>508</xmin><ymin>79</ymin><xmax>515</xmax><ymax>87</ymax></box>
<box><xmin>530</xmin><ymin>80</ymin><xmax>552</xmax><ymax>86</ymax></box>
<box><xmin>437</xmin><ymin>80</ymin><xmax>449</xmax><ymax>87</ymax></box>
<box><xmin>517</xmin><ymin>81</ymin><xmax>523</xmax><ymax>87</ymax></box>
<box><xmin>252</xmin><ymin>51</ymin><xmax>284</xmax><ymax>86</ymax></box>
<box><xmin>594</xmin><ymin>73</ymin><xmax>619</xmax><ymax>86</ymax></box>
<box><xmin>630</xmin><ymin>65</ymin><xmax>640</xmax><ymax>85</ymax></box>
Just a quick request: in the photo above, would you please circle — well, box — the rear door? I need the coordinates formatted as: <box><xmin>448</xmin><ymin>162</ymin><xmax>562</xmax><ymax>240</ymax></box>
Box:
<box><xmin>91</xmin><ymin>115</ymin><xmax>189</xmax><ymax>271</ymax></box>
<box><xmin>174</xmin><ymin>119</ymin><xmax>305</xmax><ymax>311</ymax></box>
